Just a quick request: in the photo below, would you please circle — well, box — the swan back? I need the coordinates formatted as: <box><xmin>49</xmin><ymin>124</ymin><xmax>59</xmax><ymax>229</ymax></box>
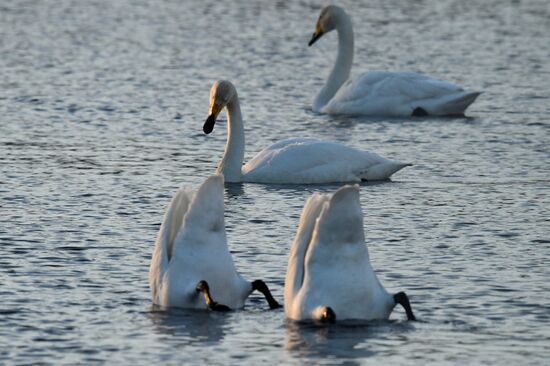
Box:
<box><xmin>242</xmin><ymin>138</ymin><xmax>408</xmax><ymax>184</ymax></box>
<box><xmin>285</xmin><ymin>185</ymin><xmax>393</xmax><ymax>321</ymax></box>
<box><xmin>324</xmin><ymin>71</ymin><xmax>480</xmax><ymax>116</ymax></box>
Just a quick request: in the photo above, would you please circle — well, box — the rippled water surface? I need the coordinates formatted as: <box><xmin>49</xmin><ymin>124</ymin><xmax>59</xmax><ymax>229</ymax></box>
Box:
<box><xmin>1</xmin><ymin>0</ymin><xmax>549</xmax><ymax>364</ymax></box>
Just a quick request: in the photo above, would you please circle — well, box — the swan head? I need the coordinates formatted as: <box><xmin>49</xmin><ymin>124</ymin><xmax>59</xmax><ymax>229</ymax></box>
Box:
<box><xmin>204</xmin><ymin>80</ymin><xmax>237</xmax><ymax>134</ymax></box>
<box><xmin>308</xmin><ymin>5</ymin><xmax>346</xmax><ymax>46</ymax></box>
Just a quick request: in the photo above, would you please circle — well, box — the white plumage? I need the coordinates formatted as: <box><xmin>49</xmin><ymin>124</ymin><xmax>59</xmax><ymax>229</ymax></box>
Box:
<box><xmin>284</xmin><ymin>184</ymin><xmax>416</xmax><ymax>322</ymax></box>
<box><xmin>149</xmin><ymin>175</ymin><xmax>279</xmax><ymax>310</ymax></box>
<box><xmin>204</xmin><ymin>80</ymin><xmax>410</xmax><ymax>184</ymax></box>
<box><xmin>309</xmin><ymin>5</ymin><xmax>480</xmax><ymax>117</ymax></box>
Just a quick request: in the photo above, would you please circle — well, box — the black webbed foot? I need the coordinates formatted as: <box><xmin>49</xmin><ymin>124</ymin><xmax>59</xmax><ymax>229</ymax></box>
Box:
<box><xmin>251</xmin><ymin>280</ymin><xmax>281</xmax><ymax>310</ymax></box>
<box><xmin>412</xmin><ymin>107</ymin><xmax>428</xmax><ymax>116</ymax></box>
<box><xmin>196</xmin><ymin>280</ymin><xmax>232</xmax><ymax>312</ymax></box>
<box><xmin>393</xmin><ymin>291</ymin><xmax>416</xmax><ymax>321</ymax></box>
<box><xmin>210</xmin><ymin>303</ymin><xmax>231</xmax><ymax>312</ymax></box>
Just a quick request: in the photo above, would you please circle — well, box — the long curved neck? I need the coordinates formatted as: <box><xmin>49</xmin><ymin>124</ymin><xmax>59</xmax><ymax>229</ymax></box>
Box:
<box><xmin>217</xmin><ymin>95</ymin><xmax>245</xmax><ymax>182</ymax></box>
<box><xmin>313</xmin><ymin>12</ymin><xmax>354</xmax><ymax>112</ymax></box>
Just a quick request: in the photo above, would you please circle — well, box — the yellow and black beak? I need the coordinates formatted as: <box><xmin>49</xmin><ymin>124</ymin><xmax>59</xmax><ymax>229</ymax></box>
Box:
<box><xmin>308</xmin><ymin>23</ymin><xmax>324</xmax><ymax>46</ymax></box>
<box><xmin>203</xmin><ymin>102</ymin><xmax>222</xmax><ymax>134</ymax></box>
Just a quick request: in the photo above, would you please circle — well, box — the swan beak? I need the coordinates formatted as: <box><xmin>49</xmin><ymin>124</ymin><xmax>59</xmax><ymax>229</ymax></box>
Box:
<box><xmin>204</xmin><ymin>102</ymin><xmax>222</xmax><ymax>134</ymax></box>
<box><xmin>308</xmin><ymin>23</ymin><xmax>324</xmax><ymax>46</ymax></box>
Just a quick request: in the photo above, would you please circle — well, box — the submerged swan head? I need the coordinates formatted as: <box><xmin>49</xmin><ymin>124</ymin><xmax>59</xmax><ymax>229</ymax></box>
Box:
<box><xmin>311</xmin><ymin>306</ymin><xmax>336</xmax><ymax>324</ymax></box>
<box><xmin>204</xmin><ymin>80</ymin><xmax>237</xmax><ymax>134</ymax></box>
<box><xmin>309</xmin><ymin>5</ymin><xmax>347</xmax><ymax>46</ymax></box>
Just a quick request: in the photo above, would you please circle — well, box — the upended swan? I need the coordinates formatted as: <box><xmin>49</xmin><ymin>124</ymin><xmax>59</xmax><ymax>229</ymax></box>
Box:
<box><xmin>149</xmin><ymin>175</ymin><xmax>280</xmax><ymax>311</ymax></box>
<box><xmin>203</xmin><ymin>80</ymin><xmax>410</xmax><ymax>184</ymax></box>
<box><xmin>284</xmin><ymin>184</ymin><xmax>416</xmax><ymax>322</ymax></box>
<box><xmin>309</xmin><ymin>5</ymin><xmax>480</xmax><ymax>116</ymax></box>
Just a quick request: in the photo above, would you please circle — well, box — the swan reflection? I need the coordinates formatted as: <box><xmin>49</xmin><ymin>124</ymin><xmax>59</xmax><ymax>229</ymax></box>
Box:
<box><xmin>148</xmin><ymin>306</ymin><xmax>230</xmax><ymax>346</ymax></box>
<box><xmin>285</xmin><ymin>321</ymin><xmax>376</xmax><ymax>363</ymax></box>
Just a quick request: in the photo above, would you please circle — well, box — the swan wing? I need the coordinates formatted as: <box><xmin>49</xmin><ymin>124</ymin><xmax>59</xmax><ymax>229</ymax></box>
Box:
<box><xmin>284</xmin><ymin>192</ymin><xmax>329</xmax><ymax>315</ymax></box>
<box><xmin>149</xmin><ymin>186</ymin><xmax>193</xmax><ymax>302</ymax></box>
<box><xmin>242</xmin><ymin>138</ymin><xmax>400</xmax><ymax>184</ymax></box>
<box><xmin>325</xmin><ymin>71</ymin><xmax>479</xmax><ymax>116</ymax></box>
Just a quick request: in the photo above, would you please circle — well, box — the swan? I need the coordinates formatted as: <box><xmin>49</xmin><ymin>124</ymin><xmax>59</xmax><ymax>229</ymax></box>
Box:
<box><xmin>284</xmin><ymin>184</ymin><xmax>416</xmax><ymax>322</ymax></box>
<box><xmin>149</xmin><ymin>174</ymin><xmax>280</xmax><ymax>311</ymax></box>
<box><xmin>308</xmin><ymin>5</ymin><xmax>480</xmax><ymax>116</ymax></box>
<box><xmin>203</xmin><ymin>80</ymin><xmax>410</xmax><ymax>184</ymax></box>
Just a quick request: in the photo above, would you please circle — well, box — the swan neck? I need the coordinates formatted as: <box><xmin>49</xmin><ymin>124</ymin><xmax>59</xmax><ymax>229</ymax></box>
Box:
<box><xmin>217</xmin><ymin>96</ymin><xmax>245</xmax><ymax>182</ymax></box>
<box><xmin>313</xmin><ymin>13</ymin><xmax>354</xmax><ymax>112</ymax></box>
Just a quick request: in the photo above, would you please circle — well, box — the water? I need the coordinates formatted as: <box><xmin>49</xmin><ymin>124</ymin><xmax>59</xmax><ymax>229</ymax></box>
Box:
<box><xmin>1</xmin><ymin>0</ymin><xmax>549</xmax><ymax>364</ymax></box>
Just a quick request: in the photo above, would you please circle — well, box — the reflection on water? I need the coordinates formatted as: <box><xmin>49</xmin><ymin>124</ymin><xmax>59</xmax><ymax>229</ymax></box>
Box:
<box><xmin>285</xmin><ymin>321</ymin><xmax>375</xmax><ymax>363</ymax></box>
<box><xmin>148</xmin><ymin>306</ymin><xmax>229</xmax><ymax>346</ymax></box>
<box><xmin>224</xmin><ymin>182</ymin><xmax>246</xmax><ymax>198</ymax></box>
<box><xmin>285</xmin><ymin>320</ymin><xmax>420</xmax><ymax>365</ymax></box>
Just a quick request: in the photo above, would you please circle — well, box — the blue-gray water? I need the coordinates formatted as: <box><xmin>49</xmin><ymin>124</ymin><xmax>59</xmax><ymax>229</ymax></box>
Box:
<box><xmin>1</xmin><ymin>0</ymin><xmax>549</xmax><ymax>364</ymax></box>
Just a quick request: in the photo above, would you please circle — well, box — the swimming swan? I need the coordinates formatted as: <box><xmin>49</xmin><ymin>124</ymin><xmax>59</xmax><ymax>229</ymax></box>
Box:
<box><xmin>149</xmin><ymin>175</ymin><xmax>280</xmax><ymax>311</ymax></box>
<box><xmin>203</xmin><ymin>80</ymin><xmax>410</xmax><ymax>184</ymax></box>
<box><xmin>309</xmin><ymin>5</ymin><xmax>480</xmax><ymax>116</ymax></box>
<box><xmin>284</xmin><ymin>184</ymin><xmax>416</xmax><ymax>322</ymax></box>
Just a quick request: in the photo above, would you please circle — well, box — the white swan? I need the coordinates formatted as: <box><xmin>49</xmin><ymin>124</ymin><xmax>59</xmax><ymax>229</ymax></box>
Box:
<box><xmin>149</xmin><ymin>174</ymin><xmax>280</xmax><ymax>311</ymax></box>
<box><xmin>203</xmin><ymin>80</ymin><xmax>410</xmax><ymax>184</ymax></box>
<box><xmin>309</xmin><ymin>5</ymin><xmax>480</xmax><ymax>117</ymax></box>
<box><xmin>284</xmin><ymin>184</ymin><xmax>416</xmax><ymax>322</ymax></box>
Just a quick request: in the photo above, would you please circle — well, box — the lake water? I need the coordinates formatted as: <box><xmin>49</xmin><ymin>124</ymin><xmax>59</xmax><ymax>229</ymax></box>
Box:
<box><xmin>1</xmin><ymin>0</ymin><xmax>549</xmax><ymax>364</ymax></box>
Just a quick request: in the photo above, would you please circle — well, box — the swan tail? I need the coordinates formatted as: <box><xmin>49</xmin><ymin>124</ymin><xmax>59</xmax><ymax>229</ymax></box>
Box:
<box><xmin>285</xmin><ymin>193</ymin><xmax>328</xmax><ymax>310</ymax></box>
<box><xmin>314</xmin><ymin>185</ymin><xmax>364</xmax><ymax>245</ymax></box>
<box><xmin>361</xmin><ymin>161</ymin><xmax>411</xmax><ymax>181</ymax></box>
<box><xmin>183</xmin><ymin>175</ymin><xmax>225</xmax><ymax>225</ymax></box>
<box><xmin>300</xmin><ymin>185</ymin><xmax>365</xmax><ymax>269</ymax></box>
<box><xmin>171</xmin><ymin>174</ymin><xmax>226</xmax><ymax>253</ymax></box>
<box><xmin>425</xmin><ymin>91</ymin><xmax>481</xmax><ymax>116</ymax></box>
